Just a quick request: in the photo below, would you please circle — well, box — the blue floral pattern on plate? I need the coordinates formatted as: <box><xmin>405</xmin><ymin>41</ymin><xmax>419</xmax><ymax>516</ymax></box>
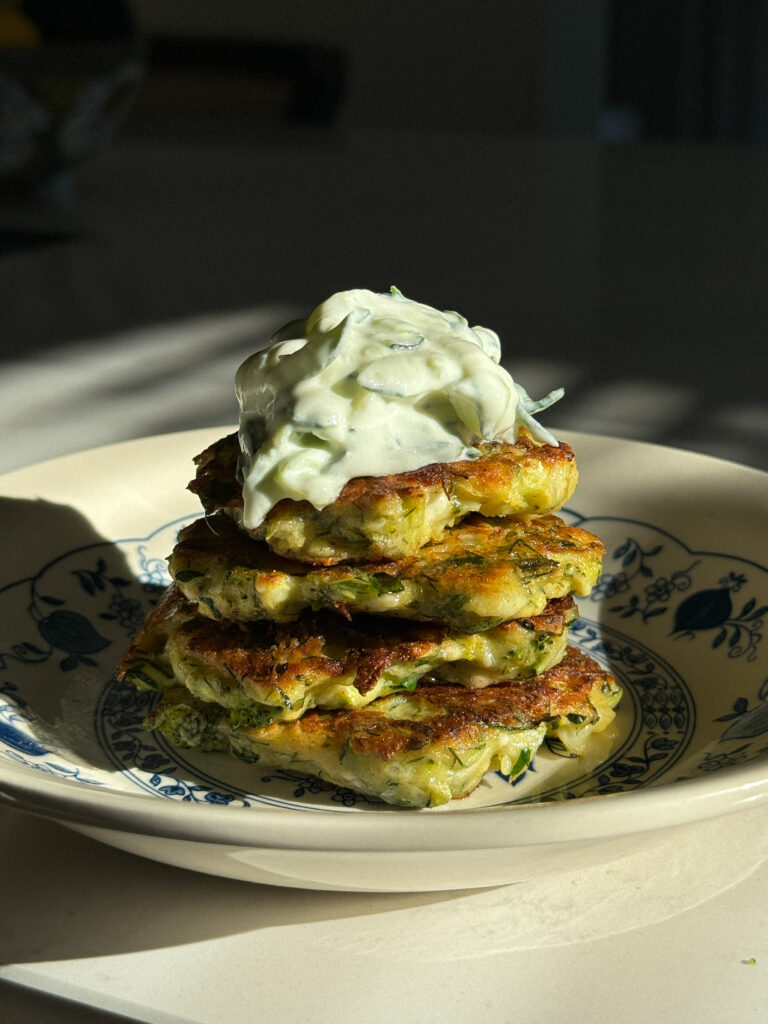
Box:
<box><xmin>1</xmin><ymin>509</ymin><xmax>767</xmax><ymax>811</ymax></box>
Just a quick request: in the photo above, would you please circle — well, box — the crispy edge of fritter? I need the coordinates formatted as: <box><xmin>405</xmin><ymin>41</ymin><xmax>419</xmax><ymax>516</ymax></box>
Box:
<box><xmin>161</xmin><ymin>595</ymin><xmax>575</xmax><ymax>699</ymax></box>
<box><xmin>146</xmin><ymin>646</ymin><xmax>621</xmax><ymax>806</ymax></box>
<box><xmin>169</xmin><ymin>511</ymin><xmax>604</xmax><ymax>628</ymax></box>
<box><xmin>117</xmin><ymin>585</ymin><xmax>575</xmax><ymax>699</ymax></box>
<box><xmin>260</xmin><ymin>646</ymin><xmax>614</xmax><ymax>762</ymax></box>
<box><xmin>115</xmin><ymin>584</ymin><xmax>188</xmax><ymax>680</ymax></box>
<box><xmin>169</xmin><ymin>512</ymin><xmax>606</xmax><ymax>598</ymax></box>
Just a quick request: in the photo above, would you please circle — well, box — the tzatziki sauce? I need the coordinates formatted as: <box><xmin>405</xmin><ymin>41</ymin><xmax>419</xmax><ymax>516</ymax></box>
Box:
<box><xmin>235</xmin><ymin>287</ymin><xmax>563</xmax><ymax>528</ymax></box>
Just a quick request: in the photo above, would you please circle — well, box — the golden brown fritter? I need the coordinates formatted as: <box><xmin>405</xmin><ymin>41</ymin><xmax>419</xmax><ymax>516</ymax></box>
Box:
<box><xmin>189</xmin><ymin>430</ymin><xmax>578</xmax><ymax>564</ymax></box>
<box><xmin>168</xmin><ymin>511</ymin><xmax>604</xmax><ymax>631</ymax></box>
<box><xmin>117</xmin><ymin>584</ymin><xmax>577</xmax><ymax>724</ymax></box>
<box><xmin>115</xmin><ymin>584</ymin><xmax>187</xmax><ymax>691</ymax></box>
<box><xmin>147</xmin><ymin>646</ymin><xmax>621</xmax><ymax>808</ymax></box>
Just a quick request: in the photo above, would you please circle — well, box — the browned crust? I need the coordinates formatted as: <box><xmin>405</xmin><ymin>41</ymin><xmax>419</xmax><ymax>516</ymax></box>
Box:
<box><xmin>115</xmin><ymin>585</ymin><xmax>188</xmax><ymax>678</ymax></box>
<box><xmin>189</xmin><ymin>430</ymin><xmax>576</xmax><ymax>520</ymax></box>
<box><xmin>173</xmin><ymin>514</ymin><xmax>312</xmax><ymax>573</ymax></box>
<box><xmin>189</xmin><ymin>433</ymin><xmax>241</xmax><ymax>513</ymax></box>
<box><xmin>127</xmin><ymin>588</ymin><xmax>575</xmax><ymax>698</ymax></box>
<box><xmin>175</xmin><ymin>613</ymin><xmax>442</xmax><ymax>697</ymax></box>
<box><xmin>172</xmin><ymin>511</ymin><xmax>604</xmax><ymax>582</ymax></box>
<box><xmin>255</xmin><ymin>646</ymin><xmax>612</xmax><ymax>761</ymax></box>
<box><xmin>515</xmin><ymin>594</ymin><xmax>575</xmax><ymax>633</ymax></box>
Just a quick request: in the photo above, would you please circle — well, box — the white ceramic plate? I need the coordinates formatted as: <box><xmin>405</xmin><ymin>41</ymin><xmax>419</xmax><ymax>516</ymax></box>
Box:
<box><xmin>1</xmin><ymin>429</ymin><xmax>767</xmax><ymax>892</ymax></box>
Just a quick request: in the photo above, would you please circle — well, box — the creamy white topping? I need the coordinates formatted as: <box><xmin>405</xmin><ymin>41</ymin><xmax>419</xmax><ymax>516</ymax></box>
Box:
<box><xmin>236</xmin><ymin>288</ymin><xmax>563</xmax><ymax>528</ymax></box>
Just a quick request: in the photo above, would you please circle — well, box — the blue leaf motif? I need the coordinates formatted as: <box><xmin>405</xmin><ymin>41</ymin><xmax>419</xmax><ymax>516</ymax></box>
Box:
<box><xmin>37</xmin><ymin>610</ymin><xmax>110</xmax><ymax>654</ymax></box>
<box><xmin>141</xmin><ymin>754</ymin><xmax>171</xmax><ymax>772</ymax></box>
<box><xmin>721</xmin><ymin>702</ymin><xmax>768</xmax><ymax>741</ymax></box>
<box><xmin>204</xmin><ymin>792</ymin><xmax>233</xmax><ymax>805</ymax></box>
<box><xmin>0</xmin><ymin>721</ymin><xmax>48</xmax><ymax>756</ymax></box>
<box><xmin>648</xmin><ymin>736</ymin><xmax>677</xmax><ymax>751</ymax></box>
<box><xmin>159</xmin><ymin>784</ymin><xmax>188</xmax><ymax>796</ymax></box>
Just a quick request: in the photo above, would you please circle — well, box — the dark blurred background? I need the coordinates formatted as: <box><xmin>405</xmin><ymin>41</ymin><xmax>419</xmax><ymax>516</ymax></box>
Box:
<box><xmin>1</xmin><ymin>0</ymin><xmax>767</xmax><ymax>472</ymax></box>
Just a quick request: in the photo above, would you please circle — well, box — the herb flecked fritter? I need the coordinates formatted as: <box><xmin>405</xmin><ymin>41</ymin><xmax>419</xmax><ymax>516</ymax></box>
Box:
<box><xmin>190</xmin><ymin>430</ymin><xmax>578</xmax><ymax>564</ymax></box>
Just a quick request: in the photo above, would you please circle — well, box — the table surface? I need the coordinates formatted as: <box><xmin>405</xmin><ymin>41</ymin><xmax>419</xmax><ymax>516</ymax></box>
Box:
<box><xmin>1</xmin><ymin>124</ymin><xmax>767</xmax><ymax>1022</ymax></box>
<box><xmin>2</xmin><ymin>801</ymin><xmax>768</xmax><ymax>1024</ymax></box>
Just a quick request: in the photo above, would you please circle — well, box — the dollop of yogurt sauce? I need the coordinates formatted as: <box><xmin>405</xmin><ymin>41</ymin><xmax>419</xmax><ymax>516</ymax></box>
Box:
<box><xmin>235</xmin><ymin>287</ymin><xmax>563</xmax><ymax>528</ymax></box>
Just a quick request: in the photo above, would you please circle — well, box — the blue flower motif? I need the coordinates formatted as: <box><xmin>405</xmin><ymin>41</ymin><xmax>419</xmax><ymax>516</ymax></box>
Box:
<box><xmin>106</xmin><ymin>594</ymin><xmax>144</xmax><ymax>630</ymax></box>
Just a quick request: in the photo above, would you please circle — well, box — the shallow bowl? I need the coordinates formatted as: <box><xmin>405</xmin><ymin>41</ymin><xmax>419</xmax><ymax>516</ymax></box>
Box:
<box><xmin>1</xmin><ymin>429</ymin><xmax>767</xmax><ymax>891</ymax></box>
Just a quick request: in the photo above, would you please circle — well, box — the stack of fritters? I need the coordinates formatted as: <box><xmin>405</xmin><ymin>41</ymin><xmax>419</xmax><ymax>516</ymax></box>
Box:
<box><xmin>118</xmin><ymin>430</ymin><xmax>621</xmax><ymax>807</ymax></box>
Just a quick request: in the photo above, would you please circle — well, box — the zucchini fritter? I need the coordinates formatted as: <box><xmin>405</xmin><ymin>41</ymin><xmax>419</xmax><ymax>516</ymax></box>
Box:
<box><xmin>147</xmin><ymin>646</ymin><xmax>621</xmax><ymax>808</ymax></box>
<box><xmin>190</xmin><ymin>430</ymin><xmax>578</xmax><ymax>564</ymax></box>
<box><xmin>117</xmin><ymin>585</ymin><xmax>578</xmax><ymax>725</ymax></box>
<box><xmin>169</xmin><ymin>512</ymin><xmax>604</xmax><ymax>631</ymax></box>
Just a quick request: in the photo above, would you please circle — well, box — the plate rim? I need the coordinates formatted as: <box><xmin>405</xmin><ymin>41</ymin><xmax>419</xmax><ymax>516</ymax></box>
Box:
<box><xmin>2</xmin><ymin>424</ymin><xmax>768</xmax><ymax>483</ymax></box>
<box><xmin>1</xmin><ymin>749</ymin><xmax>766</xmax><ymax>851</ymax></box>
